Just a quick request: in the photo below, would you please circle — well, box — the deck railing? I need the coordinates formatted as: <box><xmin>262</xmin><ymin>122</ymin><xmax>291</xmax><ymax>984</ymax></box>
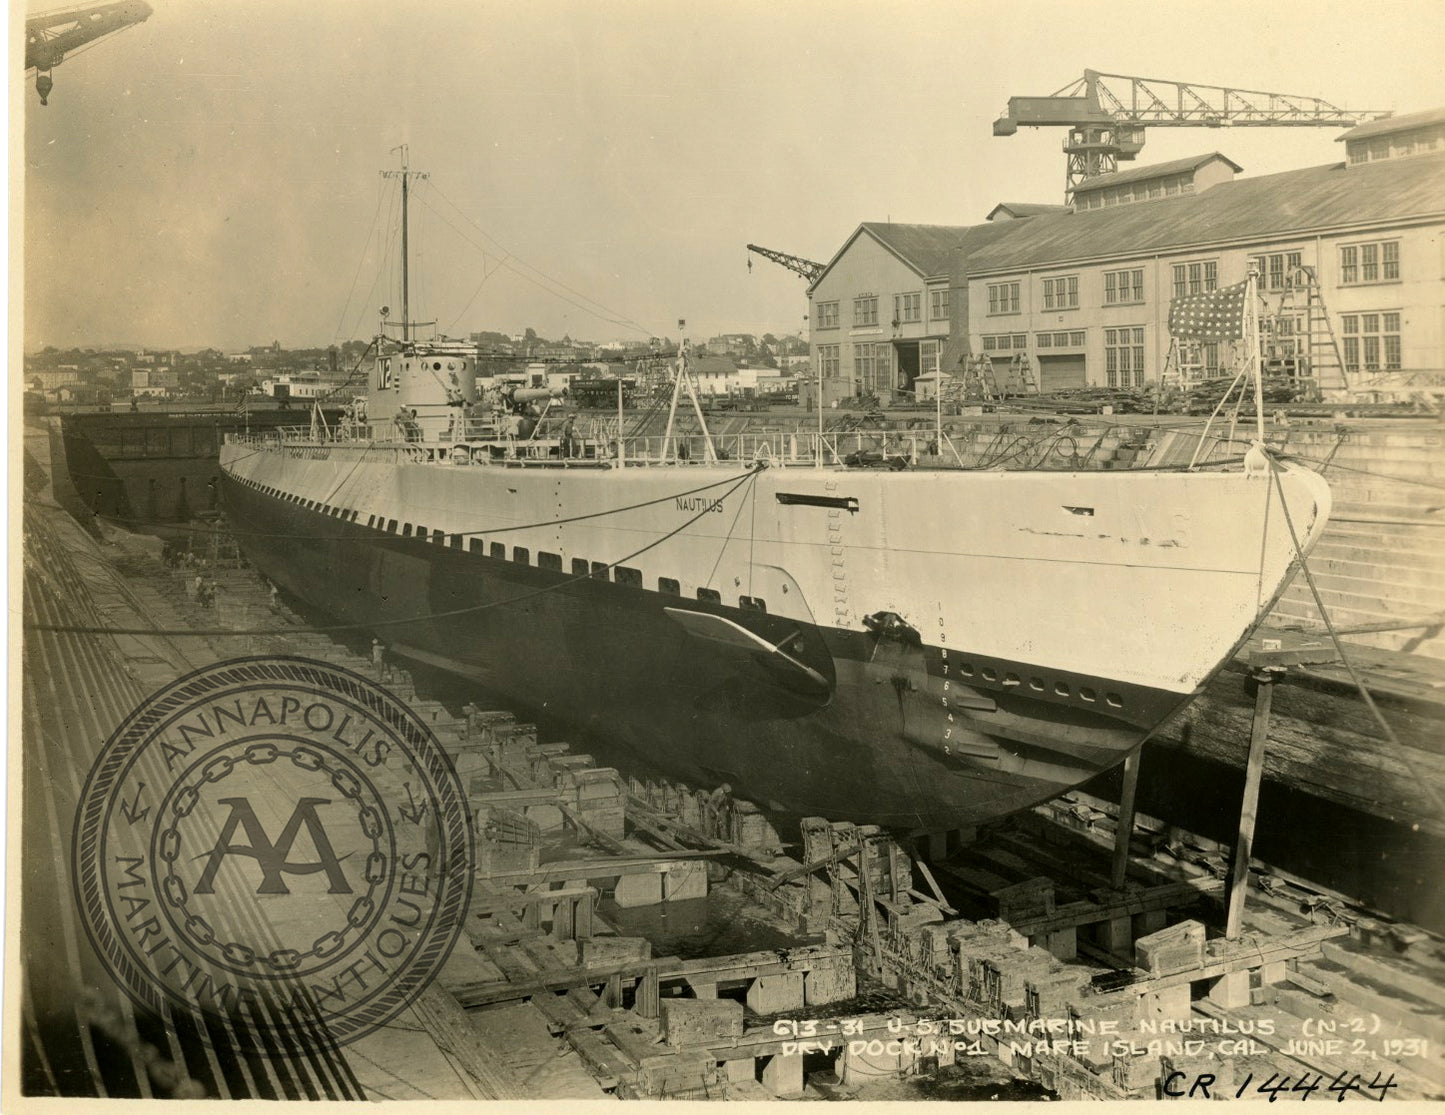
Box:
<box><xmin>223</xmin><ymin>419</ymin><xmax>987</xmax><ymax>469</ymax></box>
<box><xmin>225</xmin><ymin>421</ymin><xmax>1253</xmax><ymax>471</ymax></box>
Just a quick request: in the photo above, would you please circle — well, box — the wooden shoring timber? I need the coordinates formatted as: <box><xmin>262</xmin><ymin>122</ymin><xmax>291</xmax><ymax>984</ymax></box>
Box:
<box><xmin>471</xmin><ymin>787</ymin><xmax>562</xmax><ymax>808</ymax></box>
<box><xmin>1122</xmin><ymin>923</ymin><xmax>1349</xmax><ymax>996</ymax></box>
<box><xmin>480</xmin><ymin>849</ymin><xmax>728</xmax><ymax>887</ymax></box>
<box><xmin>1007</xmin><ymin>878</ymin><xmax>1224</xmax><ymax>938</ymax></box>
<box><xmin>453</xmin><ymin>952</ymin><xmax>682</xmax><ymax>1010</ymax></box>
<box><xmin>665</xmin><ymin>943</ymin><xmax>853</xmax><ymax>987</ymax></box>
<box><xmin>409</xmin><ymin>985</ymin><xmax>524</xmax><ymax>1100</ymax></box>
<box><xmin>558</xmin><ymin>802</ymin><xmax>628</xmax><ymax>855</ymax></box>
<box><xmin>453</xmin><ymin>943</ymin><xmax>854</xmax><ymax>1010</ymax></box>
<box><xmin>913</xmin><ymin>857</ymin><xmax>958</xmax><ymax>915</ymax></box>
<box><xmin>763</xmin><ymin>839</ymin><xmax>865</xmax><ymax>890</ymax></box>
<box><xmin>623</xmin><ymin>794</ymin><xmax>764</xmax><ymax>861</ymax></box>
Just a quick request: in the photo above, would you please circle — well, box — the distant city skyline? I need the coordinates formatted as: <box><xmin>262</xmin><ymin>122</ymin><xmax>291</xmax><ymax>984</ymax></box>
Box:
<box><xmin>21</xmin><ymin>0</ymin><xmax>1445</xmax><ymax>352</ymax></box>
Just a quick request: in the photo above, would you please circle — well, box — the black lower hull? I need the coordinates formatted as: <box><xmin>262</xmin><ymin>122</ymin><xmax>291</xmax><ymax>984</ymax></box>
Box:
<box><xmin>222</xmin><ymin>476</ymin><xmax>1181</xmax><ymax>830</ymax></box>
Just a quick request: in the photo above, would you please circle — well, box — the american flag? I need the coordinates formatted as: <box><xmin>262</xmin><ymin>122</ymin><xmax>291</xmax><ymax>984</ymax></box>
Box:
<box><xmin>1168</xmin><ymin>280</ymin><xmax>1249</xmax><ymax>342</ymax></box>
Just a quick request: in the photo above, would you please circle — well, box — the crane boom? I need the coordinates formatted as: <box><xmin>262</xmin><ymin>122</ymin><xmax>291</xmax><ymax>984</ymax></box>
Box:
<box><xmin>26</xmin><ymin>0</ymin><xmax>153</xmax><ymax>104</ymax></box>
<box><xmin>746</xmin><ymin>243</ymin><xmax>825</xmax><ymax>283</ymax></box>
<box><xmin>993</xmin><ymin>69</ymin><xmax>1391</xmax><ymax>201</ymax></box>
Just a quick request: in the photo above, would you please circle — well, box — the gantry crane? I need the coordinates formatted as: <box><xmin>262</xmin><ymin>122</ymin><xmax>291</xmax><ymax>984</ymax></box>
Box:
<box><xmin>746</xmin><ymin>243</ymin><xmax>825</xmax><ymax>283</ymax></box>
<box><xmin>993</xmin><ymin>69</ymin><xmax>1389</xmax><ymax>201</ymax></box>
<box><xmin>26</xmin><ymin>1</ymin><xmax>153</xmax><ymax>105</ymax></box>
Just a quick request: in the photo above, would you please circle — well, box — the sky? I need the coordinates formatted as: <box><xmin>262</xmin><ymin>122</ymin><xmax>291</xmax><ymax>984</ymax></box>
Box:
<box><xmin>17</xmin><ymin>0</ymin><xmax>1445</xmax><ymax>352</ymax></box>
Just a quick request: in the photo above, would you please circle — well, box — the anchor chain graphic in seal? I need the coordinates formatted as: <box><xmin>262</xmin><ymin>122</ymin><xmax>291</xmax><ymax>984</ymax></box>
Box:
<box><xmin>72</xmin><ymin>656</ymin><xmax>474</xmax><ymax>1050</ymax></box>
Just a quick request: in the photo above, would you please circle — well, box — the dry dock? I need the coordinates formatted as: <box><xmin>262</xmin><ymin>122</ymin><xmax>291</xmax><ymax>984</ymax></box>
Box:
<box><xmin>20</xmin><ymin>420</ymin><xmax>1445</xmax><ymax>1101</ymax></box>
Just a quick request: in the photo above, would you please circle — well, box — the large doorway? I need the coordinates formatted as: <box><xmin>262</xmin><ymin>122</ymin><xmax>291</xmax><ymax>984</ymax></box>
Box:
<box><xmin>1037</xmin><ymin>354</ymin><xmax>1087</xmax><ymax>391</ymax></box>
<box><xmin>989</xmin><ymin>356</ymin><xmax>1020</xmax><ymax>393</ymax></box>
<box><xmin>893</xmin><ymin>342</ymin><xmax>921</xmax><ymax>396</ymax></box>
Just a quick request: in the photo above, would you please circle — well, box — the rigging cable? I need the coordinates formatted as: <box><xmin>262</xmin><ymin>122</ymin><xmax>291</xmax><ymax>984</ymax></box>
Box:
<box><xmin>95</xmin><ymin>465</ymin><xmax>757</xmax><ymax>542</ymax></box>
<box><xmin>332</xmin><ymin>177</ymin><xmax>389</xmax><ymax>345</ymax></box>
<box><xmin>426</xmin><ymin>184</ymin><xmax>658</xmax><ymax>337</ymax></box>
<box><xmin>27</xmin><ymin>465</ymin><xmax>765</xmax><ymax>639</ymax></box>
<box><xmin>414</xmin><ymin>193</ymin><xmax>657</xmax><ymax>338</ymax></box>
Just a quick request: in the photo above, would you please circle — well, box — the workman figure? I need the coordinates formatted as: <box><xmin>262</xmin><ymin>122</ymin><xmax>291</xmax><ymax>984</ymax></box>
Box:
<box><xmin>372</xmin><ymin>638</ymin><xmax>393</xmax><ymax>683</ymax></box>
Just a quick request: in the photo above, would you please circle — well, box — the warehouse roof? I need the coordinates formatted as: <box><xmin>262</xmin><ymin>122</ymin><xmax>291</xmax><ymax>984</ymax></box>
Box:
<box><xmin>1071</xmin><ymin>152</ymin><xmax>1242</xmax><ymax>194</ymax></box>
<box><xmin>962</xmin><ymin>150</ymin><xmax>1445</xmax><ymax>276</ymax></box>
<box><xmin>1338</xmin><ymin>106</ymin><xmax>1445</xmax><ymax>142</ymax></box>
<box><xmin>811</xmin><ymin>220</ymin><xmax>1016</xmax><ymax>290</ymax></box>
<box><xmin>986</xmin><ymin>202</ymin><xmax>1071</xmax><ymax>221</ymax></box>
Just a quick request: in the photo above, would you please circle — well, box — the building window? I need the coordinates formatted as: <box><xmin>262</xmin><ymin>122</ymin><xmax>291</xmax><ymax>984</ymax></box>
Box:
<box><xmin>981</xmin><ymin>333</ymin><xmax>1027</xmax><ymax>352</ymax></box>
<box><xmin>1105</xmin><ymin>326</ymin><xmax>1146</xmax><ymax>387</ymax></box>
<box><xmin>1042</xmin><ymin>275</ymin><xmax>1079</xmax><ymax>311</ymax></box>
<box><xmin>1340</xmin><ymin>312</ymin><xmax>1402</xmax><ymax>372</ymax></box>
<box><xmin>929</xmin><ymin>288</ymin><xmax>951</xmax><ymax>322</ymax></box>
<box><xmin>894</xmin><ymin>291</ymin><xmax>921</xmax><ymax>324</ymax></box>
<box><xmin>1251</xmin><ymin>252</ymin><xmax>1302</xmax><ymax>291</ymax></box>
<box><xmin>1340</xmin><ymin>240</ymin><xmax>1399</xmax><ymax>286</ymax></box>
<box><xmin>852</xmin><ymin>343</ymin><xmax>895</xmax><ymax>392</ymax></box>
<box><xmin>987</xmin><ymin>282</ymin><xmax>1020</xmax><ymax>315</ymax></box>
<box><xmin>1179</xmin><ymin>342</ymin><xmax>1221</xmax><ymax>381</ymax></box>
<box><xmin>1104</xmin><ymin>268</ymin><xmax>1144</xmax><ymax>306</ymax></box>
<box><xmin>1171</xmin><ymin>260</ymin><xmax>1218</xmax><ymax>300</ymax></box>
<box><xmin>1036</xmin><ymin>330</ymin><xmax>1086</xmax><ymax>350</ymax></box>
<box><xmin>817</xmin><ymin>344</ymin><xmax>840</xmax><ymax>378</ymax></box>
<box><xmin>853</xmin><ymin>295</ymin><xmax>878</xmax><ymax>327</ymax></box>
<box><xmin>815</xmin><ymin>301</ymin><xmax>839</xmax><ymax>330</ymax></box>
<box><xmin>854</xmin><ymin>343</ymin><xmax>873</xmax><ymax>388</ymax></box>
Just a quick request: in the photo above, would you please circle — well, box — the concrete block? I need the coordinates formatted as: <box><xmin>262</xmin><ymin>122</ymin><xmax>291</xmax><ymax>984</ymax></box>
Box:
<box><xmin>1135</xmin><ymin>920</ymin><xmax>1205</xmax><ymax>976</ymax></box>
<box><xmin>1260</xmin><ymin>961</ymin><xmax>1288</xmax><ymax>986</ymax></box>
<box><xmin>1026</xmin><ymin>969</ymin><xmax>1091</xmax><ymax>1018</ymax></box>
<box><xmin>804</xmin><ymin>960</ymin><xmax>857</xmax><ymax>1007</ymax></box>
<box><xmin>723</xmin><ymin>1058</ymin><xmax>754</xmax><ymax>1083</ymax></box>
<box><xmin>1140</xmin><ymin>982</ymin><xmax>1192</xmax><ymax>1024</ymax></box>
<box><xmin>580</xmin><ymin>936</ymin><xmax>651</xmax><ymax>967</ymax></box>
<box><xmin>662</xmin><ymin>860</ymin><xmax>709</xmax><ymax>902</ymax></box>
<box><xmin>1112</xmin><ymin>1051</ymin><xmax>1163</xmax><ymax>1093</ymax></box>
<box><xmin>1207</xmin><ymin>970</ymin><xmax>1251</xmax><ymax>1009</ymax></box>
<box><xmin>732</xmin><ymin>802</ymin><xmax>783</xmax><ymax>854</ymax></box>
<box><xmin>1098</xmin><ymin>914</ymin><xmax>1134</xmax><ymax>958</ymax></box>
<box><xmin>523</xmin><ymin>803</ymin><xmax>564</xmax><ymax>831</ymax></box>
<box><xmin>746</xmin><ymin>972</ymin><xmax>804</xmax><ymax>1015</ymax></box>
<box><xmin>761</xmin><ymin>1051</ymin><xmax>804</xmax><ymax>1098</ymax></box>
<box><xmin>1133</xmin><ymin>909</ymin><xmax>1168</xmax><ymax>939</ymax></box>
<box><xmin>659</xmin><ymin>998</ymin><xmax>744</xmax><ymax>1046</ymax></box>
<box><xmin>841</xmin><ymin>1039</ymin><xmax>907</xmax><ymax>1085</ymax></box>
<box><xmin>1043</xmin><ymin>928</ymin><xmax>1077</xmax><ymax>962</ymax></box>
<box><xmin>993</xmin><ymin>877</ymin><xmax>1055</xmax><ymax>923</ymax></box>
<box><xmin>612</xmin><ymin>872</ymin><xmax>665</xmax><ymax>908</ymax></box>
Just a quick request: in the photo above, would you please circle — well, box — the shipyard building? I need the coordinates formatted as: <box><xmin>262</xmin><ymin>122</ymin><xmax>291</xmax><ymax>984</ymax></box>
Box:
<box><xmin>806</xmin><ymin>107</ymin><xmax>1445</xmax><ymax>404</ymax></box>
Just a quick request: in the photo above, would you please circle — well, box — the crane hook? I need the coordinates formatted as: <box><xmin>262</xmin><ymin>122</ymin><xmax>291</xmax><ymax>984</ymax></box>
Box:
<box><xmin>37</xmin><ymin>71</ymin><xmax>53</xmax><ymax>106</ymax></box>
